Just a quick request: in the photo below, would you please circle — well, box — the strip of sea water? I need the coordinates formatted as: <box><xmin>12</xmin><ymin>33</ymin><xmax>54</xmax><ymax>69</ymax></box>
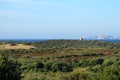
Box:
<box><xmin>0</xmin><ymin>39</ymin><xmax>120</xmax><ymax>42</ymax></box>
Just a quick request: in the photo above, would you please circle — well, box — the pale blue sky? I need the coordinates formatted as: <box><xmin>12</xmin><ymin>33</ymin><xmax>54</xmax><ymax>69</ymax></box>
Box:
<box><xmin>0</xmin><ymin>0</ymin><xmax>120</xmax><ymax>39</ymax></box>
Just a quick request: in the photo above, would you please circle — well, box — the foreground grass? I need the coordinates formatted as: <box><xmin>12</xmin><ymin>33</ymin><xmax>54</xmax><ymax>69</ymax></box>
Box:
<box><xmin>22</xmin><ymin>63</ymin><xmax>120</xmax><ymax>80</ymax></box>
<box><xmin>22</xmin><ymin>68</ymin><xmax>93</xmax><ymax>80</ymax></box>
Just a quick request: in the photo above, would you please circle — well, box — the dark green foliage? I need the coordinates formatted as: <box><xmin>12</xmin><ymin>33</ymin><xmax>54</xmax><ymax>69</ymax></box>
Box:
<box><xmin>73</xmin><ymin>58</ymin><xmax>104</xmax><ymax>67</ymax></box>
<box><xmin>90</xmin><ymin>58</ymin><xmax>104</xmax><ymax>65</ymax></box>
<box><xmin>21</xmin><ymin>60</ymin><xmax>73</xmax><ymax>72</ymax></box>
<box><xmin>81</xmin><ymin>53</ymin><xmax>104</xmax><ymax>57</ymax></box>
<box><xmin>51</xmin><ymin>62</ymin><xmax>73</xmax><ymax>72</ymax></box>
<box><xmin>46</xmin><ymin>63</ymin><xmax>53</xmax><ymax>71</ymax></box>
<box><xmin>10</xmin><ymin>43</ymin><xmax>17</xmax><ymax>46</ymax></box>
<box><xmin>25</xmin><ymin>42</ymin><xmax>32</xmax><ymax>45</ymax></box>
<box><xmin>21</xmin><ymin>60</ymin><xmax>40</xmax><ymax>71</ymax></box>
<box><xmin>34</xmin><ymin>40</ymin><xmax>120</xmax><ymax>49</ymax></box>
<box><xmin>62</xmin><ymin>65</ymin><xmax>72</xmax><ymax>72</ymax></box>
<box><xmin>0</xmin><ymin>53</ymin><xmax>22</xmax><ymax>80</ymax></box>
<box><xmin>36</xmin><ymin>62</ymin><xmax>44</xmax><ymax>69</ymax></box>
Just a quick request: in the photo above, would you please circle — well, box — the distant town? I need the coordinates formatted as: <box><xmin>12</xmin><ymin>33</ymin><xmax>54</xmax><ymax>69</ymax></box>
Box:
<box><xmin>84</xmin><ymin>35</ymin><xmax>120</xmax><ymax>40</ymax></box>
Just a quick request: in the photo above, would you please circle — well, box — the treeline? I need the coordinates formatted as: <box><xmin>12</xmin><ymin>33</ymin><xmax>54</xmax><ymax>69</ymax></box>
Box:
<box><xmin>1</xmin><ymin>40</ymin><xmax>120</xmax><ymax>49</ymax></box>
<box><xmin>34</xmin><ymin>40</ymin><xmax>120</xmax><ymax>49</ymax></box>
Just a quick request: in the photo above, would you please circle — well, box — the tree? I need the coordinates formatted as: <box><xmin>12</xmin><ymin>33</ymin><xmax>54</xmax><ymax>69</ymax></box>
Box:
<box><xmin>0</xmin><ymin>51</ymin><xmax>22</xmax><ymax>80</ymax></box>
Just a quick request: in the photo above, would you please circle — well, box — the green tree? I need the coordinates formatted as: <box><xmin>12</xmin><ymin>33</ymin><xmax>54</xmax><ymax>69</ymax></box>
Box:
<box><xmin>0</xmin><ymin>51</ymin><xmax>22</xmax><ymax>80</ymax></box>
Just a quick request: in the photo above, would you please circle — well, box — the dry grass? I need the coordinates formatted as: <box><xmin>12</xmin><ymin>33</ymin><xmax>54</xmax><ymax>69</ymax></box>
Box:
<box><xmin>2</xmin><ymin>44</ymin><xmax>36</xmax><ymax>49</ymax></box>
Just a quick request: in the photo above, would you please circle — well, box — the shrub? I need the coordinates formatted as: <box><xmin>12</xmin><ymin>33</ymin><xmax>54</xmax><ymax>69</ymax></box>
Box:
<box><xmin>103</xmin><ymin>59</ymin><xmax>114</xmax><ymax>66</ymax></box>
<box><xmin>95</xmin><ymin>65</ymin><xmax>120</xmax><ymax>80</ymax></box>
<box><xmin>10</xmin><ymin>43</ymin><xmax>16</xmax><ymax>46</ymax></box>
<box><xmin>0</xmin><ymin>53</ymin><xmax>22</xmax><ymax>80</ymax></box>
<box><xmin>51</xmin><ymin>62</ymin><xmax>73</xmax><ymax>72</ymax></box>
<box><xmin>74</xmin><ymin>58</ymin><xmax>104</xmax><ymax>67</ymax></box>
<box><xmin>44</xmin><ymin>63</ymin><xmax>52</xmax><ymax>71</ymax></box>
<box><xmin>89</xmin><ymin>58</ymin><xmax>104</xmax><ymax>66</ymax></box>
<box><xmin>36</xmin><ymin>62</ymin><xmax>44</xmax><ymax>69</ymax></box>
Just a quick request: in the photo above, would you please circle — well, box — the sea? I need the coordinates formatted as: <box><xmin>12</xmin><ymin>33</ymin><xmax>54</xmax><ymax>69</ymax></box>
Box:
<box><xmin>0</xmin><ymin>39</ymin><xmax>46</xmax><ymax>42</ymax></box>
<box><xmin>99</xmin><ymin>39</ymin><xmax>120</xmax><ymax>43</ymax></box>
<box><xmin>0</xmin><ymin>39</ymin><xmax>120</xmax><ymax>43</ymax></box>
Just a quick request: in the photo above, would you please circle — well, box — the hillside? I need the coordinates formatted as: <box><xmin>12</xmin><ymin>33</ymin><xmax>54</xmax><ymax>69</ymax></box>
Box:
<box><xmin>0</xmin><ymin>40</ymin><xmax>120</xmax><ymax>80</ymax></box>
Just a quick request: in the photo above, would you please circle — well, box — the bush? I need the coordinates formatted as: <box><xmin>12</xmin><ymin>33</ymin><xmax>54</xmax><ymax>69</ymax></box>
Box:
<box><xmin>76</xmin><ymin>58</ymin><xmax>104</xmax><ymax>67</ymax></box>
<box><xmin>51</xmin><ymin>62</ymin><xmax>73</xmax><ymax>72</ymax></box>
<box><xmin>95</xmin><ymin>65</ymin><xmax>120</xmax><ymax>80</ymax></box>
<box><xmin>36</xmin><ymin>62</ymin><xmax>44</xmax><ymax>69</ymax></box>
<box><xmin>0</xmin><ymin>53</ymin><xmax>22</xmax><ymax>80</ymax></box>
<box><xmin>44</xmin><ymin>63</ymin><xmax>52</xmax><ymax>71</ymax></box>
<box><xmin>89</xmin><ymin>58</ymin><xmax>104</xmax><ymax>66</ymax></box>
<box><xmin>103</xmin><ymin>59</ymin><xmax>114</xmax><ymax>66</ymax></box>
<box><xmin>10</xmin><ymin>43</ymin><xmax>16</xmax><ymax>46</ymax></box>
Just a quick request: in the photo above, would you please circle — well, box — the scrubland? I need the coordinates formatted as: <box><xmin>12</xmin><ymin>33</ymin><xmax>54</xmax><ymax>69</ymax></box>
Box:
<box><xmin>1</xmin><ymin>40</ymin><xmax>120</xmax><ymax>80</ymax></box>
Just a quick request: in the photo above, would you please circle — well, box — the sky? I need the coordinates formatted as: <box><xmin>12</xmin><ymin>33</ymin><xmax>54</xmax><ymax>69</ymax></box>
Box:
<box><xmin>0</xmin><ymin>0</ymin><xmax>120</xmax><ymax>39</ymax></box>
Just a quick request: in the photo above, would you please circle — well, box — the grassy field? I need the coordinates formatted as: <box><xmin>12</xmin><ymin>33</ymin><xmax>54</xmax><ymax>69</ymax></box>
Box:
<box><xmin>0</xmin><ymin>44</ymin><xmax>35</xmax><ymax>49</ymax></box>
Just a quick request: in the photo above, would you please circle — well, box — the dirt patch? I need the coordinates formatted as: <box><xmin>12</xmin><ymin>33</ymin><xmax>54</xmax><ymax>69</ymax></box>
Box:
<box><xmin>1</xmin><ymin>44</ymin><xmax>36</xmax><ymax>49</ymax></box>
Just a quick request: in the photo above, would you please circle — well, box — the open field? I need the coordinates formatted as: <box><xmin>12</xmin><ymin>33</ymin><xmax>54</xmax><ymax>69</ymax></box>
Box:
<box><xmin>0</xmin><ymin>44</ymin><xmax>36</xmax><ymax>49</ymax></box>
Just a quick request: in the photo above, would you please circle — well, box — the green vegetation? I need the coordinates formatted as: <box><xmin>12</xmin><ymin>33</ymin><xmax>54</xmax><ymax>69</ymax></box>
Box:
<box><xmin>1</xmin><ymin>40</ymin><xmax>120</xmax><ymax>80</ymax></box>
<box><xmin>0</xmin><ymin>51</ymin><xmax>22</xmax><ymax>80</ymax></box>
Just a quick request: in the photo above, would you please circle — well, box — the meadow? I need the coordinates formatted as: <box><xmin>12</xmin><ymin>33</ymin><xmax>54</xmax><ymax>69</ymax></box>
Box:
<box><xmin>0</xmin><ymin>40</ymin><xmax>120</xmax><ymax>80</ymax></box>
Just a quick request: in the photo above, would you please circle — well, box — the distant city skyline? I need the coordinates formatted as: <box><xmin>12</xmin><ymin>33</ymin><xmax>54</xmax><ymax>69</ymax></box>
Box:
<box><xmin>0</xmin><ymin>0</ymin><xmax>120</xmax><ymax>39</ymax></box>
